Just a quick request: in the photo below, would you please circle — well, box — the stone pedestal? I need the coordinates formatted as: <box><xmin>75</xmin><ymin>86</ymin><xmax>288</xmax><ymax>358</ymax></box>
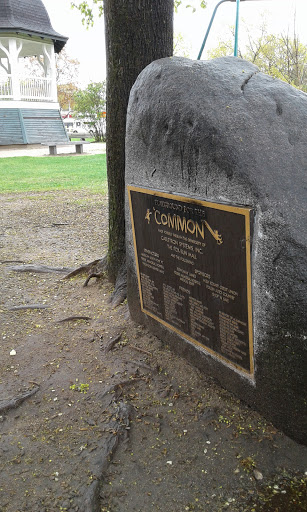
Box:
<box><xmin>125</xmin><ymin>57</ymin><xmax>307</xmax><ymax>444</ymax></box>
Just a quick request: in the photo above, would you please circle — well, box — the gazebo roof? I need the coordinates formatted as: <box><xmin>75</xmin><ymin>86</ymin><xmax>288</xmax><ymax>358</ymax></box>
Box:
<box><xmin>0</xmin><ymin>0</ymin><xmax>68</xmax><ymax>53</ymax></box>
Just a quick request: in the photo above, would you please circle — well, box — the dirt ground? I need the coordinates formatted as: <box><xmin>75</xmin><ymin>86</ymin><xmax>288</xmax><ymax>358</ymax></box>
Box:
<box><xmin>0</xmin><ymin>189</ymin><xmax>306</xmax><ymax>512</ymax></box>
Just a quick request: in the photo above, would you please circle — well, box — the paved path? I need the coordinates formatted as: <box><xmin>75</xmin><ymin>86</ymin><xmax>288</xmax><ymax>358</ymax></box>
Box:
<box><xmin>0</xmin><ymin>142</ymin><xmax>106</xmax><ymax>158</ymax></box>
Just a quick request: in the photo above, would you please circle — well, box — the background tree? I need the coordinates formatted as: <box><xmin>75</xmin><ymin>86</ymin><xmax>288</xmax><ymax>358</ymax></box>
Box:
<box><xmin>174</xmin><ymin>32</ymin><xmax>192</xmax><ymax>57</ymax></box>
<box><xmin>56</xmin><ymin>49</ymin><xmax>80</xmax><ymax>110</ymax></box>
<box><xmin>57</xmin><ymin>83</ymin><xmax>79</xmax><ymax>111</ymax></box>
<box><xmin>73</xmin><ymin>82</ymin><xmax>106</xmax><ymax>141</ymax></box>
<box><xmin>72</xmin><ymin>0</ymin><xmax>206</xmax><ymax>26</ymax></box>
<box><xmin>23</xmin><ymin>48</ymin><xmax>80</xmax><ymax>109</ymax></box>
<box><xmin>55</xmin><ymin>49</ymin><xmax>80</xmax><ymax>86</ymax></box>
<box><xmin>208</xmin><ymin>22</ymin><xmax>307</xmax><ymax>92</ymax></box>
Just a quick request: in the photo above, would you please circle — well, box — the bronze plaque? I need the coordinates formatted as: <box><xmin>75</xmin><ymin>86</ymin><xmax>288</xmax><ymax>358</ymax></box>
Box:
<box><xmin>128</xmin><ymin>186</ymin><xmax>254</xmax><ymax>376</ymax></box>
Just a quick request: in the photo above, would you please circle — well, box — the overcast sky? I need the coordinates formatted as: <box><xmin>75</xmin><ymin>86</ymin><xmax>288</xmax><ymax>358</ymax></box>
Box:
<box><xmin>43</xmin><ymin>0</ymin><xmax>307</xmax><ymax>87</ymax></box>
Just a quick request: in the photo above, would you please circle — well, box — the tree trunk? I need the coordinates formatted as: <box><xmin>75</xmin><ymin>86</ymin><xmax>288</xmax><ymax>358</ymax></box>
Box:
<box><xmin>104</xmin><ymin>0</ymin><xmax>173</xmax><ymax>282</ymax></box>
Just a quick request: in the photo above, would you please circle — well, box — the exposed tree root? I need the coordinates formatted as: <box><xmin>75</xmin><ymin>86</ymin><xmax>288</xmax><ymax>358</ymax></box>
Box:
<box><xmin>83</xmin><ymin>272</ymin><xmax>103</xmax><ymax>287</ymax></box>
<box><xmin>8</xmin><ymin>264</ymin><xmax>73</xmax><ymax>274</ymax></box>
<box><xmin>55</xmin><ymin>316</ymin><xmax>92</xmax><ymax>323</ymax></box>
<box><xmin>0</xmin><ymin>386</ymin><xmax>39</xmax><ymax>414</ymax></box>
<box><xmin>63</xmin><ymin>259</ymin><xmax>102</xmax><ymax>279</ymax></box>
<box><xmin>8</xmin><ymin>304</ymin><xmax>49</xmax><ymax>311</ymax></box>
<box><xmin>79</xmin><ymin>400</ymin><xmax>133</xmax><ymax>511</ymax></box>
<box><xmin>63</xmin><ymin>256</ymin><xmax>108</xmax><ymax>288</ymax></box>
<box><xmin>63</xmin><ymin>255</ymin><xmax>128</xmax><ymax>305</ymax></box>
<box><xmin>126</xmin><ymin>359</ymin><xmax>155</xmax><ymax>372</ymax></box>
<box><xmin>129</xmin><ymin>345</ymin><xmax>153</xmax><ymax>357</ymax></box>
<box><xmin>110</xmin><ymin>259</ymin><xmax>127</xmax><ymax>308</ymax></box>
<box><xmin>104</xmin><ymin>333</ymin><xmax>122</xmax><ymax>353</ymax></box>
<box><xmin>1</xmin><ymin>260</ymin><xmax>24</xmax><ymax>264</ymax></box>
<box><xmin>113</xmin><ymin>400</ymin><xmax>133</xmax><ymax>427</ymax></box>
<box><xmin>83</xmin><ymin>257</ymin><xmax>108</xmax><ymax>287</ymax></box>
<box><xmin>100</xmin><ymin>378</ymin><xmax>143</xmax><ymax>399</ymax></box>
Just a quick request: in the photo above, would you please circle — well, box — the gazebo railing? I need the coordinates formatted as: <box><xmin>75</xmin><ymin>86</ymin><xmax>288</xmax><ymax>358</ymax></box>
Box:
<box><xmin>0</xmin><ymin>75</ymin><xmax>54</xmax><ymax>101</ymax></box>
<box><xmin>0</xmin><ymin>76</ymin><xmax>12</xmax><ymax>98</ymax></box>
<box><xmin>20</xmin><ymin>77</ymin><xmax>52</xmax><ymax>101</ymax></box>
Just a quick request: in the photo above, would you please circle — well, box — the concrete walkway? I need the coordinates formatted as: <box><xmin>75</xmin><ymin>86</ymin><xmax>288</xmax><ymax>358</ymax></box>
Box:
<box><xmin>0</xmin><ymin>142</ymin><xmax>106</xmax><ymax>158</ymax></box>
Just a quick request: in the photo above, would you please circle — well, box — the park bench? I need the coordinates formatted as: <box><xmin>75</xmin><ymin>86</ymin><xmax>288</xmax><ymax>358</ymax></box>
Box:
<box><xmin>43</xmin><ymin>141</ymin><xmax>91</xmax><ymax>155</ymax></box>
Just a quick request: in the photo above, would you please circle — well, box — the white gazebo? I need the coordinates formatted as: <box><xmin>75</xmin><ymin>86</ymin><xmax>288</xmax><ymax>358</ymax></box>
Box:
<box><xmin>0</xmin><ymin>0</ymin><xmax>68</xmax><ymax>145</ymax></box>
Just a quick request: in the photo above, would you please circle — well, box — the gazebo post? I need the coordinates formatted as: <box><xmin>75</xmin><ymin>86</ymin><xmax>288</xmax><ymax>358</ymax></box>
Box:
<box><xmin>8</xmin><ymin>38</ymin><xmax>21</xmax><ymax>100</ymax></box>
<box><xmin>44</xmin><ymin>43</ymin><xmax>58</xmax><ymax>103</ymax></box>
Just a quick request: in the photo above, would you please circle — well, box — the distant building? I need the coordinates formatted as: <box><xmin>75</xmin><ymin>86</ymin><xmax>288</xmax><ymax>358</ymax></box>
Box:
<box><xmin>0</xmin><ymin>0</ymin><xmax>68</xmax><ymax>145</ymax></box>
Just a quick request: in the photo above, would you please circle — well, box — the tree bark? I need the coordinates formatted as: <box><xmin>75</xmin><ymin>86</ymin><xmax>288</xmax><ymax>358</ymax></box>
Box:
<box><xmin>104</xmin><ymin>0</ymin><xmax>173</xmax><ymax>282</ymax></box>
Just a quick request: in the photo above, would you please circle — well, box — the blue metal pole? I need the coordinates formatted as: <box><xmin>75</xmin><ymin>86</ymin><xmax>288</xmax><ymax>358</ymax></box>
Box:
<box><xmin>197</xmin><ymin>0</ymin><xmax>229</xmax><ymax>60</ymax></box>
<box><xmin>234</xmin><ymin>0</ymin><xmax>240</xmax><ymax>56</ymax></box>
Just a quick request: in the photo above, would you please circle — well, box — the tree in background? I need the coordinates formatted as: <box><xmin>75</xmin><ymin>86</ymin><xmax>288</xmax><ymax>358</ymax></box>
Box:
<box><xmin>57</xmin><ymin>83</ymin><xmax>79</xmax><ymax>111</ymax></box>
<box><xmin>72</xmin><ymin>0</ymin><xmax>206</xmax><ymax>26</ymax></box>
<box><xmin>23</xmin><ymin>48</ymin><xmax>80</xmax><ymax>110</ymax></box>
<box><xmin>73</xmin><ymin>82</ymin><xmax>106</xmax><ymax>141</ymax></box>
<box><xmin>56</xmin><ymin>49</ymin><xmax>80</xmax><ymax>110</ymax></box>
<box><xmin>174</xmin><ymin>33</ymin><xmax>192</xmax><ymax>57</ymax></box>
<box><xmin>55</xmin><ymin>49</ymin><xmax>80</xmax><ymax>86</ymax></box>
<box><xmin>208</xmin><ymin>22</ymin><xmax>307</xmax><ymax>93</ymax></box>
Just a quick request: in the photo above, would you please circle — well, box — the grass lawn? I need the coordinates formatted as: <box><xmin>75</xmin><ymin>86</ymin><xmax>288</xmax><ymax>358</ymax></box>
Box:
<box><xmin>0</xmin><ymin>154</ymin><xmax>107</xmax><ymax>193</ymax></box>
<box><xmin>71</xmin><ymin>137</ymin><xmax>96</xmax><ymax>142</ymax></box>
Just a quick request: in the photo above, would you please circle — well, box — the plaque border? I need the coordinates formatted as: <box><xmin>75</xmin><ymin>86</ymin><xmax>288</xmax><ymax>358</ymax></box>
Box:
<box><xmin>128</xmin><ymin>185</ymin><xmax>254</xmax><ymax>378</ymax></box>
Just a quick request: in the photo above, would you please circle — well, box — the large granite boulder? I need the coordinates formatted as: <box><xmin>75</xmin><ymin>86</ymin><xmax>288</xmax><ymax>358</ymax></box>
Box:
<box><xmin>125</xmin><ymin>56</ymin><xmax>307</xmax><ymax>444</ymax></box>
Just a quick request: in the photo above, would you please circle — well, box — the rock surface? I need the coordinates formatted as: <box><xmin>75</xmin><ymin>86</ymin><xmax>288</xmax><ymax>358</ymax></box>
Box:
<box><xmin>125</xmin><ymin>56</ymin><xmax>307</xmax><ymax>444</ymax></box>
